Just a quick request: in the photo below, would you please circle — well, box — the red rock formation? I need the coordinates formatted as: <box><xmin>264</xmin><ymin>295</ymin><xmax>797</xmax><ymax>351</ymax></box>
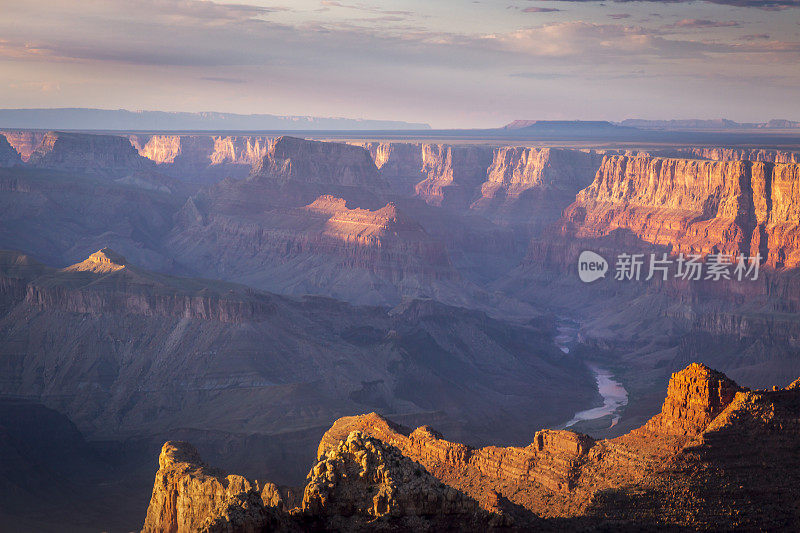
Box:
<box><xmin>0</xmin><ymin>249</ymin><xmax>593</xmax><ymax>474</ymax></box>
<box><xmin>352</xmin><ymin>141</ymin><xmax>425</xmax><ymax>195</ymax></box>
<box><xmin>142</xmin><ymin>441</ymin><xmax>286</xmax><ymax>533</ymax></box>
<box><xmin>676</xmin><ymin>147</ymin><xmax>800</xmax><ymax>164</ymax></box>
<box><xmin>561</xmin><ymin>154</ymin><xmax>800</xmax><ymax>266</ymax></box>
<box><xmin>141</xmin><ymin>363</ymin><xmax>800</xmax><ymax>530</ymax></box>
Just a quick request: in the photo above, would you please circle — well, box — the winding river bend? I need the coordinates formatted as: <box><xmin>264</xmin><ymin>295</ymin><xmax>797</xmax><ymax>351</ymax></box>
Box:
<box><xmin>554</xmin><ymin>318</ymin><xmax>629</xmax><ymax>429</ymax></box>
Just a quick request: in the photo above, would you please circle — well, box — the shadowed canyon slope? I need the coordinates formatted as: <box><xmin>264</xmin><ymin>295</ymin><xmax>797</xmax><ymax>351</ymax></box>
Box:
<box><xmin>141</xmin><ymin>363</ymin><xmax>800</xmax><ymax>531</ymax></box>
<box><xmin>0</xmin><ymin>248</ymin><xmax>596</xmax><ymax>483</ymax></box>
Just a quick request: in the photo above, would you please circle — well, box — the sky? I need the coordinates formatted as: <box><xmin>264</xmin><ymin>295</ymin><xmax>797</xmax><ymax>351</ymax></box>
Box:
<box><xmin>1</xmin><ymin>0</ymin><xmax>799</xmax><ymax>128</ymax></box>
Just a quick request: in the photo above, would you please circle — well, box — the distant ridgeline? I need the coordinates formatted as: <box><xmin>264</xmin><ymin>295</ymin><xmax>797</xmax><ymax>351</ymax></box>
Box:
<box><xmin>0</xmin><ymin>108</ymin><xmax>431</xmax><ymax>131</ymax></box>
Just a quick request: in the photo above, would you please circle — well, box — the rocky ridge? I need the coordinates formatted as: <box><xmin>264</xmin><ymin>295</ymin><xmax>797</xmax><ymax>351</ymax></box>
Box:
<box><xmin>142</xmin><ymin>363</ymin><xmax>800</xmax><ymax>530</ymax></box>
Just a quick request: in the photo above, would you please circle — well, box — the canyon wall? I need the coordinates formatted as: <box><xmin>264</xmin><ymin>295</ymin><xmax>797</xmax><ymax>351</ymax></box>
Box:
<box><xmin>0</xmin><ymin>249</ymin><xmax>593</xmax><ymax>463</ymax></box>
<box><xmin>0</xmin><ymin>134</ymin><xmax>23</xmax><ymax>167</ymax></box>
<box><xmin>253</xmin><ymin>136</ymin><xmax>385</xmax><ymax>188</ymax></box>
<box><xmin>560</xmin><ymin>155</ymin><xmax>800</xmax><ymax>267</ymax></box>
<box><xmin>471</xmin><ymin>147</ymin><xmax>601</xmax><ymax>237</ymax></box>
<box><xmin>413</xmin><ymin>144</ymin><xmax>495</xmax><ymax>208</ymax></box>
<box><xmin>0</xmin><ymin>130</ymin><xmax>47</xmax><ymax>161</ymax></box>
<box><xmin>27</xmin><ymin>131</ymin><xmax>153</xmax><ymax>174</ymax></box>
<box><xmin>675</xmin><ymin>147</ymin><xmax>800</xmax><ymax>164</ymax></box>
<box><xmin>129</xmin><ymin>134</ymin><xmax>273</xmax><ymax>182</ymax></box>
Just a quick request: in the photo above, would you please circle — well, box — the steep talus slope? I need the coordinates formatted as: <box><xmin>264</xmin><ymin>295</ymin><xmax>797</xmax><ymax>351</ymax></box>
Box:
<box><xmin>140</xmin><ymin>363</ymin><xmax>800</xmax><ymax>530</ymax></box>
<box><xmin>0</xmin><ymin>249</ymin><xmax>595</xmax><ymax>484</ymax></box>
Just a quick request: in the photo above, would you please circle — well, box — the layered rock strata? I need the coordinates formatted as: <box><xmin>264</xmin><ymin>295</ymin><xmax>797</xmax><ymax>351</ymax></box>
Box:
<box><xmin>560</xmin><ymin>154</ymin><xmax>800</xmax><ymax>267</ymax></box>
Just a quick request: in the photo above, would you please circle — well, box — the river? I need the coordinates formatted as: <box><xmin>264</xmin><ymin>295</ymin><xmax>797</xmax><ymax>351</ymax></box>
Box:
<box><xmin>554</xmin><ymin>318</ymin><xmax>629</xmax><ymax>429</ymax></box>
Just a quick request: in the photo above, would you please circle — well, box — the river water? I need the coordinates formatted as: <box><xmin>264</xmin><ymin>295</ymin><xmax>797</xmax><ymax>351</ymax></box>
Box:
<box><xmin>554</xmin><ymin>318</ymin><xmax>629</xmax><ymax>429</ymax></box>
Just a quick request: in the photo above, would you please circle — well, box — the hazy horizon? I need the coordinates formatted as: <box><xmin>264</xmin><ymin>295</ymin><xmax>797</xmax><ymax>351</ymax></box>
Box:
<box><xmin>2</xmin><ymin>0</ymin><xmax>800</xmax><ymax>128</ymax></box>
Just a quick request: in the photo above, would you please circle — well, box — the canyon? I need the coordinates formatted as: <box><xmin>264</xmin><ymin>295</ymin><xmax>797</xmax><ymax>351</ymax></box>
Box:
<box><xmin>2</xmin><ymin>128</ymin><xmax>800</xmax><ymax>530</ymax></box>
<box><xmin>0</xmin><ymin>248</ymin><xmax>595</xmax><ymax>486</ymax></box>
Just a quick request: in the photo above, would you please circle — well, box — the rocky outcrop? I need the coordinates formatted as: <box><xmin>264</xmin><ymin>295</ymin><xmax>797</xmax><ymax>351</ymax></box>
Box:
<box><xmin>24</xmin><ymin>248</ymin><xmax>278</xmax><ymax>323</ymax></box>
<box><xmin>353</xmin><ymin>142</ymin><xmax>494</xmax><ymax>205</ymax></box>
<box><xmin>142</xmin><ymin>364</ymin><xmax>800</xmax><ymax>529</ymax></box>
<box><xmin>142</xmin><ymin>441</ymin><xmax>286</xmax><ymax>533</ymax></box>
<box><xmin>560</xmin><ymin>155</ymin><xmax>800</xmax><ymax>266</ymax></box>
<box><xmin>0</xmin><ymin>134</ymin><xmax>23</xmax><ymax>167</ymax></box>
<box><xmin>143</xmin><ymin>435</ymin><xmax>495</xmax><ymax>532</ymax></box>
<box><xmin>252</xmin><ymin>136</ymin><xmax>385</xmax><ymax>189</ymax></box>
<box><xmin>303</xmin><ymin>431</ymin><xmax>490</xmax><ymax>527</ymax></box>
<box><xmin>636</xmin><ymin>363</ymin><xmax>744</xmax><ymax>437</ymax></box>
<box><xmin>354</xmin><ymin>142</ymin><xmax>425</xmax><ymax>194</ymax></box>
<box><xmin>167</xmin><ymin>187</ymin><xmax>464</xmax><ymax>305</ymax></box>
<box><xmin>27</xmin><ymin>131</ymin><xmax>153</xmax><ymax>174</ymax></box>
<box><xmin>0</xmin><ymin>130</ymin><xmax>47</xmax><ymax>161</ymax></box>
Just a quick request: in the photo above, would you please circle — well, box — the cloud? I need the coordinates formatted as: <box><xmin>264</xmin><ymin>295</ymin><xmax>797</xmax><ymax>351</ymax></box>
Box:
<box><xmin>608</xmin><ymin>13</ymin><xmax>631</xmax><ymax>19</ymax></box>
<box><xmin>318</xmin><ymin>1</ymin><xmax>412</xmax><ymax>17</ymax></box>
<box><xmin>739</xmin><ymin>33</ymin><xmax>771</xmax><ymax>39</ymax></box>
<box><xmin>529</xmin><ymin>0</ymin><xmax>800</xmax><ymax>10</ymax></box>
<box><xmin>523</xmin><ymin>7</ymin><xmax>563</xmax><ymax>12</ymax></box>
<box><xmin>666</xmin><ymin>19</ymin><xmax>741</xmax><ymax>28</ymax></box>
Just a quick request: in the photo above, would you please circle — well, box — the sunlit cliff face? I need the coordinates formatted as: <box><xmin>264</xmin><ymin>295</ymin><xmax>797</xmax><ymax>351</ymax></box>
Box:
<box><xmin>1</xmin><ymin>0</ymin><xmax>799</xmax><ymax>126</ymax></box>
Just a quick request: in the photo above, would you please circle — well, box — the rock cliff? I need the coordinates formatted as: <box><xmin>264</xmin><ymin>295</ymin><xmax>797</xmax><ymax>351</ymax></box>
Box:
<box><xmin>471</xmin><ymin>147</ymin><xmax>601</xmax><ymax>237</ymax></box>
<box><xmin>0</xmin><ymin>130</ymin><xmax>47</xmax><ymax>161</ymax></box>
<box><xmin>27</xmin><ymin>131</ymin><xmax>153</xmax><ymax>174</ymax></box>
<box><xmin>561</xmin><ymin>154</ymin><xmax>800</xmax><ymax>266</ymax></box>
<box><xmin>675</xmin><ymin>147</ymin><xmax>800</xmax><ymax>164</ymax></box>
<box><xmin>143</xmin><ymin>435</ymin><xmax>496</xmax><ymax>532</ymax></box>
<box><xmin>413</xmin><ymin>144</ymin><xmax>494</xmax><ymax>208</ymax></box>
<box><xmin>0</xmin><ymin>134</ymin><xmax>23</xmax><ymax>167</ymax></box>
<box><xmin>252</xmin><ymin>136</ymin><xmax>385</xmax><ymax>189</ymax></box>
<box><xmin>141</xmin><ymin>363</ymin><xmax>800</xmax><ymax>530</ymax></box>
<box><xmin>129</xmin><ymin>134</ymin><xmax>272</xmax><ymax>182</ymax></box>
